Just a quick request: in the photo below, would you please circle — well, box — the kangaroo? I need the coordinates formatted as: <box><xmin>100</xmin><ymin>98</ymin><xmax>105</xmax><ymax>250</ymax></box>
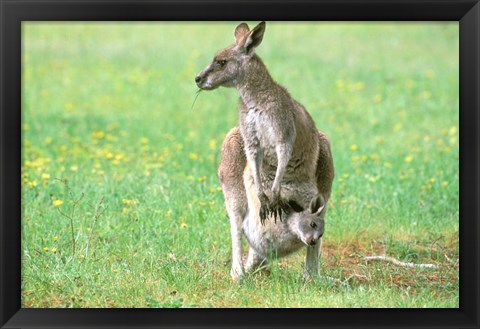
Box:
<box><xmin>218</xmin><ymin>127</ymin><xmax>333</xmax><ymax>281</ymax></box>
<box><xmin>196</xmin><ymin>22</ymin><xmax>334</xmax><ymax>281</ymax></box>
<box><xmin>195</xmin><ymin>21</ymin><xmax>323</xmax><ymax>222</ymax></box>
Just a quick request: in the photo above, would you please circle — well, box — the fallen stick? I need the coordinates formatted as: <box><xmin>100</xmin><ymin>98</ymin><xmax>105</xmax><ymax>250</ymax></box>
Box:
<box><xmin>364</xmin><ymin>255</ymin><xmax>440</xmax><ymax>269</ymax></box>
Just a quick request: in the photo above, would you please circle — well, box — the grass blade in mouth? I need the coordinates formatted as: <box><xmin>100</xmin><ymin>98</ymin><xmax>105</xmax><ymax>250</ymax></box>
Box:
<box><xmin>190</xmin><ymin>89</ymin><xmax>202</xmax><ymax>110</ymax></box>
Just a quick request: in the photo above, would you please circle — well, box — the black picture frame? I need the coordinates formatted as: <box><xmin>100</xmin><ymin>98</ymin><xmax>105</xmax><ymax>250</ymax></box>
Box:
<box><xmin>1</xmin><ymin>0</ymin><xmax>478</xmax><ymax>328</ymax></box>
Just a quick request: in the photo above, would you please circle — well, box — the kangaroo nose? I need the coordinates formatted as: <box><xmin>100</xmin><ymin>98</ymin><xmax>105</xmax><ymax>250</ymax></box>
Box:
<box><xmin>309</xmin><ymin>239</ymin><xmax>316</xmax><ymax>246</ymax></box>
<box><xmin>195</xmin><ymin>76</ymin><xmax>202</xmax><ymax>83</ymax></box>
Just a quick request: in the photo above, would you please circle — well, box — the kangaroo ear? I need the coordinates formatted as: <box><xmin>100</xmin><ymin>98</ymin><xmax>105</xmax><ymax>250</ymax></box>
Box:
<box><xmin>239</xmin><ymin>21</ymin><xmax>266</xmax><ymax>55</ymax></box>
<box><xmin>287</xmin><ymin>200</ymin><xmax>304</xmax><ymax>213</ymax></box>
<box><xmin>234</xmin><ymin>23</ymin><xmax>250</xmax><ymax>44</ymax></box>
<box><xmin>310</xmin><ymin>194</ymin><xmax>325</xmax><ymax>215</ymax></box>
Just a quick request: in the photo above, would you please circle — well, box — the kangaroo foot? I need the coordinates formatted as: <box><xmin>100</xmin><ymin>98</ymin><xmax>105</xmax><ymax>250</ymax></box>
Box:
<box><xmin>270</xmin><ymin>200</ymin><xmax>289</xmax><ymax>223</ymax></box>
<box><xmin>259</xmin><ymin>191</ymin><xmax>289</xmax><ymax>224</ymax></box>
<box><xmin>267</xmin><ymin>191</ymin><xmax>289</xmax><ymax>223</ymax></box>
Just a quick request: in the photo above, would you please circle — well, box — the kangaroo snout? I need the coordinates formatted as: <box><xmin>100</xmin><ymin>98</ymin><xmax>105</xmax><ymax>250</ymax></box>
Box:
<box><xmin>195</xmin><ymin>63</ymin><xmax>216</xmax><ymax>89</ymax></box>
<box><xmin>195</xmin><ymin>74</ymin><xmax>207</xmax><ymax>88</ymax></box>
<box><xmin>308</xmin><ymin>234</ymin><xmax>323</xmax><ymax>246</ymax></box>
<box><xmin>194</xmin><ymin>73</ymin><xmax>213</xmax><ymax>90</ymax></box>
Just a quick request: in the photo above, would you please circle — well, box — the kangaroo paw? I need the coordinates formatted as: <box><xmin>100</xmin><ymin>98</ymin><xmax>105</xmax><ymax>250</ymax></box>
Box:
<box><xmin>258</xmin><ymin>192</ymin><xmax>270</xmax><ymax>224</ymax></box>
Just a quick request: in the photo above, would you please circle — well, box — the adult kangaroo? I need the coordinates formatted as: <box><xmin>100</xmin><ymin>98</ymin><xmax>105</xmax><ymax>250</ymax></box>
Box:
<box><xmin>196</xmin><ymin>22</ymin><xmax>334</xmax><ymax>280</ymax></box>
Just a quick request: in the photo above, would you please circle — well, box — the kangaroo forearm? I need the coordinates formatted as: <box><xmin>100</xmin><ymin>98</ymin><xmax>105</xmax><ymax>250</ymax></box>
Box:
<box><xmin>271</xmin><ymin>142</ymin><xmax>293</xmax><ymax>195</ymax></box>
<box><xmin>244</xmin><ymin>145</ymin><xmax>264</xmax><ymax>195</ymax></box>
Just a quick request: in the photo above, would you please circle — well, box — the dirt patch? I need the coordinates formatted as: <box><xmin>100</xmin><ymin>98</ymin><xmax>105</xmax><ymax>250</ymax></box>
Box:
<box><xmin>321</xmin><ymin>238</ymin><xmax>458</xmax><ymax>288</ymax></box>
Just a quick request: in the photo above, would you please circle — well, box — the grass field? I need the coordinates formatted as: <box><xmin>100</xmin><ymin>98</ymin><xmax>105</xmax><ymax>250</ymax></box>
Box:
<box><xmin>21</xmin><ymin>22</ymin><xmax>459</xmax><ymax>308</ymax></box>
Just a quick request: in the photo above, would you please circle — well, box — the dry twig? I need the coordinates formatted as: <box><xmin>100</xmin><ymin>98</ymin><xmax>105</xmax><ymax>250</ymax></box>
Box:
<box><xmin>364</xmin><ymin>255</ymin><xmax>440</xmax><ymax>269</ymax></box>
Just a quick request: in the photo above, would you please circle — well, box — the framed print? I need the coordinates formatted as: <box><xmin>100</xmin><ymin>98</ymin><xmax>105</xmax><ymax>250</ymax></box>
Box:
<box><xmin>1</xmin><ymin>0</ymin><xmax>479</xmax><ymax>328</ymax></box>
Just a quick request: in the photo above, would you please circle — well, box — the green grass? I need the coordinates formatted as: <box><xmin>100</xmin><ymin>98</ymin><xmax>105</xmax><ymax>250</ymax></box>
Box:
<box><xmin>21</xmin><ymin>22</ymin><xmax>459</xmax><ymax>308</ymax></box>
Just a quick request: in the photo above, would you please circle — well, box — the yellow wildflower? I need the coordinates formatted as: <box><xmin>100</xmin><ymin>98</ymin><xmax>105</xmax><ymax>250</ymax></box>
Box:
<box><xmin>92</xmin><ymin>131</ymin><xmax>106</xmax><ymax>140</ymax></box>
<box><xmin>208</xmin><ymin>139</ymin><xmax>217</xmax><ymax>150</ymax></box>
<box><xmin>373</xmin><ymin>94</ymin><xmax>382</xmax><ymax>103</ymax></box>
<box><xmin>405</xmin><ymin>79</ymin><xmax>414</xmax><ymax>88</ymax></box>
<box><xmin>52</xmin><ymin>200</ymin><xmax>64</xmax><ymax>207</ymax></box>
<box><xmin>354</xmin><ymin>82</ymin><xmax>365</xmax><ymax>91</ymax></box>
<box><xmin>122</xmin><ymin>199</ymin><xmax>138</xmax><ymax>207</ymax></box>
<box><xmin>189</xmin><ymin>153</ymin><xmax>199</xmax><ymax>160</ymax></box>
<box><xmin>175</xmin><ymin>143</ymin><xmax>183</xmax><ymax>151</ymax></box>
<box><xmin>375</xmin><ymin>136</ymin><xmax>385</xmax><ymax>145</ymax></box>
<box><xmin>422</xmin><ymin>184</ymin><xmax>433</xmax><ymax>191</ymax></box>
<box><xmin>424</xmin><ymin>70</ymin><xmax>434</xmax><ymax>79</ymax></box>
<box><xmin>404</xmin><ymin>156</ymin><xmax>413</xmax><ymax>163</ymax></box>
<box><xmin>449</xmin><ymin>126</ymin><xmax>458</xmax><ymax>136</ymax></box>
<box><xmin>180</xmin><ymin>223</ymin><xmax>188</xmax><ymax>229</ymax></box>
<box><xmin>27</xmin><ymin>180</ymin><xmax>38</xmax><ymax>188</ymax></box>
<box><xmin>371</xmin><ymin>154</ymin><xmax>380</xmax><ymax>162</ymax></box>
<box><xmin>350</xmin><ymin>144</ymin><xmax>358</xmax><ymax>151</ymax></box>
<box><xmin>366</xmin><ymin>174</ymin><xmax>380</xmax><ymax>183</ymax></box>
<box><xmin>65</xmin><ymin>102</ymin><xmax>74</xmax><ymax>112</ymax></box>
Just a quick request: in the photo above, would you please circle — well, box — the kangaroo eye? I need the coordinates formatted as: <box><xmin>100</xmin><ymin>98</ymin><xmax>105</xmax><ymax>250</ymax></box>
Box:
<box><xmin>217</xmin><ymin>60</ymin><xmax>227</xmax><ymax>66</ymax></box>
<box><xmin>310</xmin><ymin>222</ymin><xmax>317</xmax><ymax>228</ymax></box>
